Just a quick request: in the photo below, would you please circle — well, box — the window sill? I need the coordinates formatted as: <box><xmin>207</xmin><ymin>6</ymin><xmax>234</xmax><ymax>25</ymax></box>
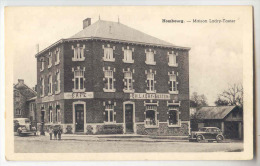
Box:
<box><xmin>123</xmin><ymin>89</ymin><xmax>135</xmax><ymax>93</ymax></box>
<box><xmin>40</xmin><ymin>69</ymin><xmax>44</xmax><ymax>72</ymax></box>
<box><xmin>48</xmin><ymin>65</ymin><xmax>52</xmax><ymax>69</ymax></box>
<box><xmin>168</xmin><ymin>124</ymin><xmax>181</xmax><ymax>128</ymax></box>
<box><xmin>48</xmin><ymin>93</ymin><xmax>53</xmax><ymax>96</ymax></box>
<box><xmin>122</xmin><ymin>59</ymin><xmax>134</xmax><ymax>63</ymax></box>
<box><xmin>55</xmin><ymin>90</ymin><xmax>61</xmax><ymax>95</ymax></box>
<box><xmin>103</xmin><ymin>88</ymin><xmax>116</xmax><ymax>92</ymax></box>
<box><xmin>146</xmin><ymin>90</ymin><xmax>156</xmax><ymax>94</ymax></box>
<box><xmin>145</xmin><ymin>61</ymin><xmax>156</xmax><ymax>65</ymax></box>
<box><xmin>144</xmin><ymin>125</ymin><xmax>159</xmax><ymax>129</ymax></box>
<box><xmin>55</xmin><ymin>61</ymin><xmax>60</xmax><ymax>65</ymax></box>
<box><xmin>169</xmin><ymin>90</ymin><xmax>179</xmax><ymax>94</ymax></box>
<box><xmin>72</xmin><ymin>57</ymin><xmax>85</xmax><ymax>61</ymax></box>
<box><xmin>104</xmin><ymin>121</ymin><xmax>116</xmax><ymax>125</ymax></box>
<box><xmin>168</xmin><ymin>63</ymin><xmax>178</xmax><ymax>67</ymax></box>
<box><xmin>103</xmin><ymin>58</ymin><xmax>115</xmax><ymax>62</ymax></box>
<box><xmin>72</xmin><ymin>88</ymin><xmax>86</xmax><ymax>93</ymax></box>
<box><xmin>40</xmin><ymin>95</ymin><xmax>45</xmax><ymax>98</ymax></box>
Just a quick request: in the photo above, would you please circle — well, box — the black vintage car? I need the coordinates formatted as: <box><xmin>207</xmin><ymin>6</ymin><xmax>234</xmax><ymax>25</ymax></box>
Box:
<box><xmin>189</xmin><ymin>127</ymin><xmax>224</xmax><ymax>142</ymax></box>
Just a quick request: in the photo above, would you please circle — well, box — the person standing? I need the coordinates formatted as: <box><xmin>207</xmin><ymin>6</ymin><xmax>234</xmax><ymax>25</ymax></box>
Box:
<box><xmin>48</xmin><ymin>127</ymin><xmax>53</xmax><ymax>140</ymax></box>
<box><xmin>57</xmin><ymin>126</ymin><xmax>62</xmax><ymax>140</ymax></box>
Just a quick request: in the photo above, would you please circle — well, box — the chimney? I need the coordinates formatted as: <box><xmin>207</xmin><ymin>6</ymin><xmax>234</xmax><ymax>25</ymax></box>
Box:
<box><xmin>18</xmin><ymin>79</ymin><xmax>24</xmax><ymax>84</ymax></box>
<box><xmin>83</xmin><ymin>18</ymin><xmax>91</xmax><ymax>29</ymax></box>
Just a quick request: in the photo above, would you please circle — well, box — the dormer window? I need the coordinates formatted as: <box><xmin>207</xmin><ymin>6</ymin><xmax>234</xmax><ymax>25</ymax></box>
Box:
<box><xmin>168</xmin><ymin>51</ymin><xmax>178</xmax><ymax>67</ymax></box>
<box><xmin>72</xmin><ymin>44</ymin><xmax>85</xmax><ymax>61</ymax></box>
<box><xmin>145</xmin><ymin>49</ymin><xmax>156</xmax><ymax>65</ymax></box>
<box><xmin>40</xmin><ymin>57</ymin><xmax>44</xmax><ymax>72</ymax></box>
<box><xmin>48</xmin><ymin>52</ymin><xmax>52</xmax><ymax>68</ymax></box>
<box><xmin>122</xmin><ymin>46</ymin><xmax>134</xmax><ymax>63</ymax></box>
<box><xmin>55</xmin><ymin>48</ymin><xmax>60</xmax><ymax>65</ymax></box>
<box><xmin>102</xmin><ymin>44</ymin><xmax>115</xmax><ymax>62</ymax></box>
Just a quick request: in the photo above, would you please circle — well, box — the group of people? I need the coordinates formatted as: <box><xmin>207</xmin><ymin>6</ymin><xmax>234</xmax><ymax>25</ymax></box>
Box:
<box><xmin>48</xmin><ymin>126</ymin><xmax>62</xmax><ymax>140</ymax></box>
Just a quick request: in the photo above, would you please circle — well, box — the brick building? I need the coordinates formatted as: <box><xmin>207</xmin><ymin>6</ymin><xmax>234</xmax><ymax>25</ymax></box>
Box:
<box><xmin>36</xmin><ymin>18</ymin><xmax>190</xmax><ymax>136</ymax></box>
<box><xmin>14</xmin><ymin>79</ymin><xmax>37</xmax><ymax>121</ymax></box>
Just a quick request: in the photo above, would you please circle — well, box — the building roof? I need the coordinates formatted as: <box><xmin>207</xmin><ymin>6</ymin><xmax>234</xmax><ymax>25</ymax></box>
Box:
<box><xmin>70</xmin><ymin>20</ymin><xmax>174</xmax><ymax>47</ymax></box>
<box><xmin>36</xmin><ymin>19</ymin><xmax>190</xmax><ymax>57</ymax></box>
<box><xmin>195</xmin><ymin>106</ymin><xmax>237</xmax><ymax>120</ymax></box>
<box><xmin>13</xmin><ymin>80</ymin><xmax>37</xmax><ymax>99</ymax></box>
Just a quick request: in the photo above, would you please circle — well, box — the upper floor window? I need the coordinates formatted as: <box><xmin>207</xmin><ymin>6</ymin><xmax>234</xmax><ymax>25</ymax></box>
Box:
<box><xmin>73</xmin><ymin>68</ymin><xmax>85</xmax><ymax>92</ymax></box>
<box><xmin>55</xmin><ymin>70</ymin><xmax>61</xmax><ymax>94</ymax></box>
<box><xmin>104</xmin><ymin>104</ymin><xmax>115</xmax><ymax>123</ymax></box>
<box><xmin>40</xmin><ymin>57</ymin><xmax>44</xmax><ymax>71</ymax></box>
<box><xmin>103</xmin><ymin>69</ymin><xmax>115</xmax><ymax>92</ymax></box>
<box><xmin>168</xmin><ymin>108</ymin><xmax>180</xmax><ymax>127</ymax></box>
<box><xmin>55</xmin><ymin>48</ymin><xmax>60</xmax><ymax>65</ymax></box>
<box><xmin>145</xmin><ymin>49</ymin><xmax>156</xmax><ymax>65</ymax></box>
<box><xmin>123</xmin><ymin>71</ymin><xmax>134</xmax><ymax>93</ymax></box>
<box><xmin>169</xmin><ymin>73</ymin><xmax>178</xmax><ymax>94</ymax></box>
<box><xmin>72</xmin><ymin>44</ymin><xmax>85</xmax><ymax>61</ymax></box>
<box><xmin>168</xmin><ymin>51</ymin><xmax>178</xmax><ymax>67</ymax></box>
<box><xmin>145</xmin><ymin>105</ymin><xmax>158</xmax><ymax>128</ymax></box>
<box><xmin>122</xmin><ymin>46</ymin><xmax>134</xmax><ymax>63</ymax></box>
<box><xmin>48</xmin><ymin>52</ymin><xmax>52</xmax><ymax>68</ymax></box>
<box><xmin>16</xmin><ymin>109</ymin><xmax>21</xmax><ymax>115</ymax></box>
<box><xmin>146</xmin><ymin>71</ymin><xmax>156</xmax><ymax>93</ymax></box>
<box><xmin>48</xmin><ymin>75</ymin><xmax>52</xmax><ymax>95</ymax></box>
<box><xmin>40</xmin><ymin>77</ymin><xmax>44</xmax><ymax>97</ymax></box>
<box><xmin>102</xmin><ymin>44</ymin><xmax>115</xmax><ymax>62</ymax></box>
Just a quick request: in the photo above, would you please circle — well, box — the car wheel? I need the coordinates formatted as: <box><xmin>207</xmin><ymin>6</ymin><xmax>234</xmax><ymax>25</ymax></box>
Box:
<box><xmin>216</xmin><ymin>135</ymin><xmax>224</xmax><ymax>142</ymax></box>
<box><xmin>196</xmin><ymin>135</ymin><xmax>203</xmax><ymax>142</ymax></box>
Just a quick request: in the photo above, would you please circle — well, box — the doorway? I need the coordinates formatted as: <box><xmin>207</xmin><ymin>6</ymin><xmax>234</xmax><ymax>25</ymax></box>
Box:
<box><xmin>124</xmin><ymin>103</ymin><xmax>134</xmax><ymax>133</ymax></box>
<box><xmin>75</xmin><ymin>104</ymin><xmax>84</xmax><ymax>132</ymax></box>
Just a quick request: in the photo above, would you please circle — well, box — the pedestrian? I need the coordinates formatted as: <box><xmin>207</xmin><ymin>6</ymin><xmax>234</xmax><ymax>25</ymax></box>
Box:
<box><xmin>57</xmin><ymin>126</ymin><xmax>62</xmax><ymax>140</ymax></box>
<box><xmin>53</xmin><ymin>127</ymin><xmax>58</xmax><ymax>140</ymax></box>
<box><xmin>48</xmin><ymin>126</ymin><xmax>53</xmax><ymax>140</ymax></box>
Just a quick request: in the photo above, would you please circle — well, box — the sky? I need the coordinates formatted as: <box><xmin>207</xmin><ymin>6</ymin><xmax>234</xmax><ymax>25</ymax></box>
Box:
<box><xmin>7</xmin><ymin>6</ymin><xmax>243</xmax><ymax>105</ymax></box>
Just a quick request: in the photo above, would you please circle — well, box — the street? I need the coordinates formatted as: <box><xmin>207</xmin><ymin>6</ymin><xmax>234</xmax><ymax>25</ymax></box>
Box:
<box><xmin>14</xmin><ymin>134</ymin><xmax>244</xmax><ymax>153</ymax></box>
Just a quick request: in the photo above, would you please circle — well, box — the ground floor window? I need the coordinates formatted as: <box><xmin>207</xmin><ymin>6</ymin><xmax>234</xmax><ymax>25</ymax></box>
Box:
<box><xmin>49</xmin><ymin>106</ymin><xmax>53</xmax><ymax>123</ymax></box>
<box><xmin>168</xmin><ymin>109</ymin><xmax>179</xmax><ymax>126</ymax></box>
<box><xmin>145</xmin><ymin>105</ymin><xmax>158</xmax><ymax>126</ymax></box>
<box><xmin>56</xmin><ymin>105</ymin><xmax>61</xmax><ymax>123</ymax></box>
<box><xmin>16</xmin><ymin>109</ymin><xmax>21</xmax><ymax>115</ymax></box>
<box><xmin>105</xmin><ymin>105</ymin><xmax>114</xmax><ymax>123</ymax></box>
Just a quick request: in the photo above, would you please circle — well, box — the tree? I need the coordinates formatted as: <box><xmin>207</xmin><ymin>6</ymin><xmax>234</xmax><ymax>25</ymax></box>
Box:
<box><xmin>215</xmin><ymin>83</ymin><xmax>243</xmax><ymax>107</ymax></box>
<box><xmin>190</xmin><ymin>92</ymin><xmax>208</xmax><ymax>108</ymax></box>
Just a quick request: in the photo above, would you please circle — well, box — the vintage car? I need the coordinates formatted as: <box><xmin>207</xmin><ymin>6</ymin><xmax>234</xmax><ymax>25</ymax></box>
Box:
<box><xmin>189</xmin><ymin>127</ymin><xmax>224</xmax><ymax>142</ymax></box>
<box><xmin>14</xmin><ymin>118</ymin><xmax>36</xmax><ymax>136</ymax></box>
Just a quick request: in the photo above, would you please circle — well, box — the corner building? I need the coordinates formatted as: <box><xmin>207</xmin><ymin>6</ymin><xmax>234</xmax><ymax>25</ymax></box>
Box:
<box><xmin>36</xmin><ymin>18</ymin><xmax>191</xmax><ymax>136</ymax></box>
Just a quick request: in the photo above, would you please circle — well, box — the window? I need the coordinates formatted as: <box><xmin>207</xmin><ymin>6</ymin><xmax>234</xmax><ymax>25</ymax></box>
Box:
<box><xmin>145</xmin><ymin>105</ymin><xmax>158</xmax><ymax>127</ymax></box>
<box><xmin>48</xmin><ymin>53</ymin><xmax>52</xmax><ymax>68</ymax></box>
<box><xmin>146</xmin><ymin>72</ymin><xmax>155</xmax><ymax>93</ymax></box>
<box><xmin>73</xmin><ymin>69</ymin><xmax>85</xmax><ymax>92</ymax></box>
<box><xmin>168</xmin><ymin>52</ymin><xmax>178</xmax><ymax>67</ymax></box>
<box><xmin>103</xmin><ymin>45</ymin><xmax>115</xmax><ymax>62</ymax></box>
<box><xmin>104</xmin><ymin>105</ymin><xmax>115</xmax><ymax>123</ymax></box>
<box><xmin>40</xmin><ymin>57</ymin><xmax>44</xmax><ymax>71</ymax></box>
<box><xmin>56</xmin><ymin>105</ymin><xmax>61</xmax><ymax>123</ymax></box>
<box><xmin>145</xmin><ymin>50</ymin><xmax>156</xmax><ymax>65</ymax></box>
<box><xmin>123</xmin><ymin>71</ymin><xmax>134</xmax><ymax>93</ymax></box>
<box><xmin>103</xmin><ymin>70</ymin><xmax>115</xmax><ymax>92</ymax></box>
<box><xmin>41</xmin><ymin>77</ymin><xmax>44</xmax><ymax>97</ymax></box>
<box><xmin>169</xmin><ymin>74</ymin><xmax>178</xmax><ymax>94</ymax></box>
<box><xmin>123</xmin><ymin>47</ymin><xmax>134</xmax><ymax>63</ymax></box>
<box><xmin>49</xmin><ymin>106</ymin><xmax>53</xmax><ymax>123</ymax></box>
<box><xmin>72</xmin><ymin>44</ymin><xmax>85</xmax><ymax>61</ymax></box>
<box><xmin>168</xmin><ymin>109</ymin><xmax>179</xmax><ymax>126</ymax></box>
<box><xmin>55</xmin><ymin>70</ymin><xmax>61</xmax><ymax>94</ymax></box>
<box><xmin>55</xmin><ymin>48</ymin><xmax>60</xmax><ymax>65</ymax></box>
<box><xmin>16</xmin><ymin>109</ymin><xmax>21</xmax><ymax>115</ymax></box>
<box><xmin>48</xmin><ymin>75</ymin><xmax>52</xmax><ymax>95</ymax></box>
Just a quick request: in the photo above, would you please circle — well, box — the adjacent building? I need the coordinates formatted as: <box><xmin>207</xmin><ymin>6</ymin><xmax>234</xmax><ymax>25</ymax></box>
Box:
<box><xmin>191</xmin><ymin>106</ymin><xmax>243</xmax><ymax>139</ymax></box>
<box><xmin>13</xmin><ymin>79</ymin><xmax>37</xmax><ymax>122</ymax></box>
<box><xmin>35</xmin><ymin>18</ymin><xmax>190</xmax><ymax>136</ymax></box>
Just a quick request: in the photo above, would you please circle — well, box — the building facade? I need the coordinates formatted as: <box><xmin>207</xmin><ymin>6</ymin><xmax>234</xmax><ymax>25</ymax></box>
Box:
<box><xmin>36</xmin><ymin>18</ymin><xmax>190</xmax><ymax>136</ymax></box>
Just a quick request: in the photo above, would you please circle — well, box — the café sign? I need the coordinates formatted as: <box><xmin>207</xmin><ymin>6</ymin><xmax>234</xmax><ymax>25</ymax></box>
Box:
<box><xmin>130</xmin><ymin>93</ymin><xmax>170</xmax><ymax>100</ymax></box>
<box><xmin>64</xmin><ymin>92</ymin><xmax>94</xmax><ymax>99</ymax></box>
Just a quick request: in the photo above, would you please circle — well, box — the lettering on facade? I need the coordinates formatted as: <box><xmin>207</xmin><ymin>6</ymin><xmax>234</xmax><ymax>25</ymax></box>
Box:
<box><xmin>64</xmin><ymin>92</ymin><xmax>94</xmax><ymax>99</ymax></box>
<box><xmin>130</xmin><ymin>93</ymin><xmax>170</xmax><ymax>100</ymax></box>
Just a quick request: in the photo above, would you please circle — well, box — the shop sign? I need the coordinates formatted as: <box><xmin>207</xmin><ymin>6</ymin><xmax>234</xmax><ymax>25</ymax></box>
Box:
<box><xmin>130</xmin><ymin>93</ymin><xmax>170</xmax><ymax>100</ymax></box>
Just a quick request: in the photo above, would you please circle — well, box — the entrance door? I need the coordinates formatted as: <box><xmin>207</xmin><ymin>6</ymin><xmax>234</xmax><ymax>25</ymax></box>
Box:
<box><xmin>125</xmin><ymin>104</ymin><xmax>134</xmax><ymax>133</ymax></box>
<box><xmin>75</xmin><ymin>104</ymin><xmax>84</xmax><ymax>132</ymax></box>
